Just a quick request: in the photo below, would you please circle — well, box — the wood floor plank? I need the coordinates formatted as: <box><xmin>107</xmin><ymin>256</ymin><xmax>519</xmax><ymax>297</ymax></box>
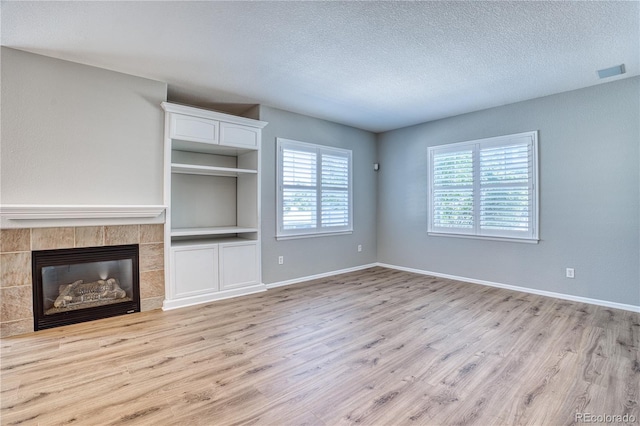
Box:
<box><xmin>1</xmin><ymin>266</ymin><xmax>638</xmax><ymax>425</ymax></box>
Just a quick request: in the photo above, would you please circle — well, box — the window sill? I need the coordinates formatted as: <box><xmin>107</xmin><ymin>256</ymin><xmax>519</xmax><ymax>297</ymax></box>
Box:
<box><xmin>427</xmin><ymin>232</ymin><xmax>539</xmax><ymax>244</ymax></box>
<box><xmin>276</xmin><ymin>230</ymin><xmax>353</xmax><ymax>241</ymax></box>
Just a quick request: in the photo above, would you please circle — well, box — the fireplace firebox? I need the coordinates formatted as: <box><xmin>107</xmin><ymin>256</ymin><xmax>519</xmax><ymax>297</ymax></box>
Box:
<box><xmin>32</xmin><ymin>244</ymin><xmax>140</xmax><ymax>331</ymax></box>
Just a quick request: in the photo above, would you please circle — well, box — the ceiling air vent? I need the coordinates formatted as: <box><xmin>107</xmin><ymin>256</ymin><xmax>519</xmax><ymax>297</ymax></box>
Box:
<box><xmin>597</xmin><ymin>64</ymin><xmax>626</xmax><ymax>79</ymax></box>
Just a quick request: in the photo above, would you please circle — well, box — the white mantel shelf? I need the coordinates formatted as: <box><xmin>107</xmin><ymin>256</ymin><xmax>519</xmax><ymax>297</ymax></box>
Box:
<box><xmin>0</xmin><ymin>204</ymin><xmax>166</xmax><ymax>229</ymax></box>
<box><xmin>0</xmin><ymin>204</ymin><xmax>167</xmax><ymax>219</ymax></box>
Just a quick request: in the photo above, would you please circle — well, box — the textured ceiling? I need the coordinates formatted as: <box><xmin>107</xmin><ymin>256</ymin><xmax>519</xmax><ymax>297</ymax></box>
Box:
<box><xmin>2</xmin><ymin>1</ymin><xmax>639</xmax><ymax>132</ymax></box>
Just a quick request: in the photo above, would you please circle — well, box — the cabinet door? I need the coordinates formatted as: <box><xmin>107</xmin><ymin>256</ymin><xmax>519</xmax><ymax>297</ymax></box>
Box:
<box><xmin>171</xmin><ymin>114</ymin><xmax>219</xmax><ymax>144</ymax></box>
<box><xmin>219</xmin><ymin>122</ymin><xmax>259</xmax><ymax>148</ymax></box>
<box><xmin>219</xmin><ymin>242</ymin><xmax>259</xmax><ymax>290</ymax></box>
<box><xmin>171</xmin><ymin>244</ymin><xmax>219</xmax><ymax>299</ymax></box>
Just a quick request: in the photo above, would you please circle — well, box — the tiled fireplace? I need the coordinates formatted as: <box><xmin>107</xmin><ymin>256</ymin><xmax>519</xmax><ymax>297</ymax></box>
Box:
<box><xmin>0</xmin><ymin>225</ymin><xmax>165</xmax><ymax>337</ymax></box>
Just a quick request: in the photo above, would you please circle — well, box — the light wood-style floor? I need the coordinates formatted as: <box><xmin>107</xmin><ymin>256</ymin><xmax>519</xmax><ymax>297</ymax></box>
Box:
<box><xmin>1</xmin><ymin>267</ymin><xmax>638</xmax><ymax>426</ymax></box>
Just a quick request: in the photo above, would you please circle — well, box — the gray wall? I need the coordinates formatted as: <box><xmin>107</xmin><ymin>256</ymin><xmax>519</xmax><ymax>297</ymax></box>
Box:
<box><xmin>259</xmin><ymin>105</ymin><xmax>378</xmax><ymax>284</ymax></box>
<box><xmin>377</xmin><ymin>77</ymin><xmax>640</xmax><ymax>306</ymax></box>
<box><xmin>1</xmin><ymin>48</ymin><xmax>167</xmax><ymax>205</ymax></box>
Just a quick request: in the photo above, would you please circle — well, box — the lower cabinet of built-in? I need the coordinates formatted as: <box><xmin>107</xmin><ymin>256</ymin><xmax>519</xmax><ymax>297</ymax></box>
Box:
<box><xmin>165</xmin><ymin>239</ymin><xmax>265</xmax><ymax>310</ymax></box>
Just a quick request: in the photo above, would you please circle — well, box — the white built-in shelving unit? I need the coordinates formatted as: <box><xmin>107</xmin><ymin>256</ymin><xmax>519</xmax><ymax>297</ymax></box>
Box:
<box><xmin>162</xmin><ymin>102</ymin><xmax>267</xmax><ymax>310</ymax></box>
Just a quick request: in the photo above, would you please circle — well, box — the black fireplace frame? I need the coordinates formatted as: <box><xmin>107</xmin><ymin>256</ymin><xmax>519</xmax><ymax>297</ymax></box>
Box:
<box><xmin>32</xmin><ymin>244</ymin><xmax>140</xmax><ymax>331</ymax></box>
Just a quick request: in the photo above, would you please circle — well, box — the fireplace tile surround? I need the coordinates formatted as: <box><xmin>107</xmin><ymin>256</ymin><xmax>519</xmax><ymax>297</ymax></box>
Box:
<box><xmin>0</xmin><ymin>225</ymin><xmax>165</xmax><ymax>337</ymax></box>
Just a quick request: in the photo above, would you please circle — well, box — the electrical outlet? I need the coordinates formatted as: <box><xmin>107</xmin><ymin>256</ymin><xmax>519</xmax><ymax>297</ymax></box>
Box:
<box><xmin>278</xmin><ymin>256</ymin><xmax>284</xmax><ymax>265</ymax></box>
<box><xmin>566</xmin><ymin>268</ymin><xmax>575</xmax><ymax>279</ymax></box>
<box><xmin>357</xmin><ymin>245</ymin><xmax>362</xmax><ymax>252</ymax></box>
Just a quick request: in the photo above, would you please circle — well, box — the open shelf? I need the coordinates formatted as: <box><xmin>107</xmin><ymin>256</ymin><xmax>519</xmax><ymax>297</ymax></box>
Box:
<box><xmin>171</xmin><ymin>226</ymin><xmax>258</xmax><ymax>237</ymax></box>
<box><xmin>172</xmin><ymin>139</ymin><xmax>255</xmax><ymax>156</ymax></box>
<box><xmin>171</xmin><ymin>163</ymin><xmax>257</xmax><ymax>177</ymax></box>
<box><xmin>171</xmin><ymin>237</ymin><xmax>257</xmax><ymax>248</ymax></box>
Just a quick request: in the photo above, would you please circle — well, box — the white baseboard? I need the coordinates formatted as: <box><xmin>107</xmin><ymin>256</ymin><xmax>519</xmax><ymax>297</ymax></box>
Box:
<box><xmin>377</xmin><ymin>263</ymin><xmax>640</xmax><ymax>313</ymax></box>
<box><xmin>266</xmin><ymin>263</ymin><xmax>378</xmax><ymax>289</ymax></box>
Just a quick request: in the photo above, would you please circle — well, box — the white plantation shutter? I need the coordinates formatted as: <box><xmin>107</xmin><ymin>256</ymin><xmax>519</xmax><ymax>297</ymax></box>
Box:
<box><xmin>277</xmin><ymin>139</ymin><xmax>352</xmax><ymax>238</ymax></box>
<box><xmin>281</xmin><ymin>148</ymin><xmax>317</xmax><ymax>230</ymax></box>
<box><xmin>321</xmin><ymin>154</ymin><xmax>350</xmax><ymax>227</ymax></box>
<box><xmin>479</xmin><ymin>140</ymin><xmax>533</xmax><ymax>237</ymax></box>
<box><xmin>432</xmin><ymin>150</ymin><xmax>474</xmax><ymax>231</ymax></box>
<box><xmin>428</xmin><ymin>132</ymin><xmax>538</xmax><ymax>241</ymax></box>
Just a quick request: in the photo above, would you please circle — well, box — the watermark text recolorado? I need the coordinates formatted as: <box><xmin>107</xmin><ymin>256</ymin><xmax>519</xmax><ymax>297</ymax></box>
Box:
<box><xmin>575</xmin><ymin>413</ymin><xmax>637</xmax><ymax>423</ymax></box>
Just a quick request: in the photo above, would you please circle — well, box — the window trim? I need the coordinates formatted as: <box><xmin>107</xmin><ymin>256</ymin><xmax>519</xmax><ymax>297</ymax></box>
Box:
<box><xmin>427</xmin><ymin>131</ymin><xmax>539</xmax><ymax>243</ymax></box>
<box><xmin>276</xmin><ymin>138</ymin><xmax>353</xmax><ymax>240</ymax></box>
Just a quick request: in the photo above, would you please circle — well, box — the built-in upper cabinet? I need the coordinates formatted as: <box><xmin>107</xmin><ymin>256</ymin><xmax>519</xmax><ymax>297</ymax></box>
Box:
<box><xmin>168</xmin><ymin>105</ymin><xmax>260</xmax><ymax>149</ymax></box>
<box><xmin>170</xmin><ymin>114</ymin><xmax>219</xmax><ymax>144</ymax></box>
<box><xmin>161</xmin><ymin>102</ymin><xmax>267</xmax><ymax>310</ymax></box>
<box><xmin>220</xmin><ymin>122</ymin><xmax>259</xmax><ymax>148</ymax></box>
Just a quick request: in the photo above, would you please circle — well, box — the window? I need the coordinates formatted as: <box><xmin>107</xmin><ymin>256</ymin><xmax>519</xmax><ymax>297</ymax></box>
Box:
<box><xmin>427</xmin><ymin>131</ymin><xmax>539</xmax><ymax>242</ymax></box>
<box><xmin>277</xmin><ymin>138</ymin><xmax>353</xmax><ymax>239</ymax></box>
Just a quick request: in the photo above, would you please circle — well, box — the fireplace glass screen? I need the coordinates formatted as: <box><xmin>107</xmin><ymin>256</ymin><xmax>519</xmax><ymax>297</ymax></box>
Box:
<box><xmin>41</xmin><ymin>259</ymin><xmax>134</xmax><ymax>315</ymax></box>
<box><xmin>33</xmin><ymin>244</ymin><xmax>140</xmax><ymax>330</ymax></box>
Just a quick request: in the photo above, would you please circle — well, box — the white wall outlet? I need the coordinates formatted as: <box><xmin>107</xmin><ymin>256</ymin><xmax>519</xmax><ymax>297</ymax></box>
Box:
<box><xmin>566</xmin><ymin>268</ymin><xmax>575</xmax><ymax>279</ymax></box>
<box><xmin>357</xmin><ymin>244</ymin><xmax>362</xmax><ymax>252</ymax></box>
<box><xmin>278</xmin><ymin>256</ymin><xmax>284</xmax><ymax>265</ymax></box>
